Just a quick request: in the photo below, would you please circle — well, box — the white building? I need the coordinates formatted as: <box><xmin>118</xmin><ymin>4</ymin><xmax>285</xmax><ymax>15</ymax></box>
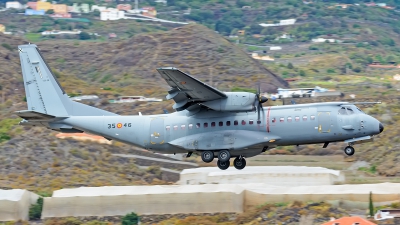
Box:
<box><xmin>178</xmin><ymin>166</ymin><xmax>345</xmax><ymax>186</ymax></box>
<box><xmin>155</xmin><ymin>0</ymin><xmax>167</xmax><ymax>5</ymax></box>
<box><xmin>0</xmin><ymin>189</ymin><xmax>39</xmax><ymax>221</ymax></box>
<box><xmin>41</xmin><ymin>30</ymin><xmax>82</xmax><ymax>36</ymax></box>
<box><xmin>6</xmin><ymin>1</ymin><xmax>23</xmax><ymax>9</ymax></box>
<box><xmin>100</xmin><ymin>8</ymin><xmax>125</xmax><ymax>21</ymax></box>
<box><xmin>259</xmin><ymin>18</ymin><xmax>297</xmax><ymax>27</ymax></box>
<box><xmin>312</xmin><ymin>38</ymin><xmax>337</xmax><ymax>43</ymax></box>
<box><xmin>279</xmin><ymin>19</ymin><xmax>296</xmax><ymax>25</ymax></box>
<box><xmin>270</xmin><ymin>46</ymin><xmax>282</xmax><ymax>50</ymax></box>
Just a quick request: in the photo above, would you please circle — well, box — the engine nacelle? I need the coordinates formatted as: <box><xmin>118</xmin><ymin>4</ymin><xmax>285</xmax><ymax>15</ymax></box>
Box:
<box><xmin>201</xmin><ymin>92</ymin><xmax>255</xmax><ymax>112</ymax></box>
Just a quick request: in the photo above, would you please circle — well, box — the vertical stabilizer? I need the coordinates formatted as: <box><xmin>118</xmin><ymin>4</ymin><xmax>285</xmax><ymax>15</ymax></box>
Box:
<box><xmin>19</xmin><ymin>44</ymin><xmax>68</xmax><ymax>116</ymax></box>
<box><xmin>18</xmin><ymin>44</ymin><xmax>117</xmax><ymax>117</ymax></box>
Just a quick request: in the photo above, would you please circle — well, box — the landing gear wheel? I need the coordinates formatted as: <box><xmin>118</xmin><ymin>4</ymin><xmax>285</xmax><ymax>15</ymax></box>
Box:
<box><xmin>344</xmin><ymin>146</ymin><xmax>355</xmax><ymax>156</ymax></box>
<box><xmin>233</xmin><ymin>157</ymin><xmax>246</xmax><ymax>170</ymax></box>
<box><xmin>218</xmin><ymin>150</ymin><xmax>231</xmax><ymax>162</ymax></box>
<box><xmin>217</xmin><ymin>160</ymin><xmax>230</xmax><ymax>170</ymax></box>
<box><xmin>201</xmin><ymin>151</ymin><xmax>214</xmax><ymax>163</ymax></box>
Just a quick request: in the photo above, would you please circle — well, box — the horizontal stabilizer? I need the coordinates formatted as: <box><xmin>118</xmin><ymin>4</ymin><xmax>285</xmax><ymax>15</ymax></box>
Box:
<box><xmin>15</xmin><ymin>110</ymin><xmax>65</xmax><ymax>121</ymax></box>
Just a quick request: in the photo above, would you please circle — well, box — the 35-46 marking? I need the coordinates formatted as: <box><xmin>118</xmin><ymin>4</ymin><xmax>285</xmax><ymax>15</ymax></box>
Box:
<box><xmin>108</xmin><ymin>123</ymin><xmax>131</xmax><ymax>129</ymax></box>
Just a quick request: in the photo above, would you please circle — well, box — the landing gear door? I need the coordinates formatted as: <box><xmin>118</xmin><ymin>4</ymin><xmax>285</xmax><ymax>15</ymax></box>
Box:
<box><xmin>318</xmin><ymin>111</ymin><xmax>331</xmax><ymax>133</ymax></box>
<box><xmin>149</xmin><ymin>117</ymin><xmax>165</xmax><ymax>145</ymax></box>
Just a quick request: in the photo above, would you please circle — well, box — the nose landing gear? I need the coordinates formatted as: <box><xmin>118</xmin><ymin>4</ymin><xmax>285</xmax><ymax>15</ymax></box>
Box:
<box><xmin>344</xmin><ymin>145</ymin><xmax>355</xmax><ymax>156</ymax></box>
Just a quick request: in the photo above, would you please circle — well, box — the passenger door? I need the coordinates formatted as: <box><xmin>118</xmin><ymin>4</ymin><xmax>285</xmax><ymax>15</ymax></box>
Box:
<box><xmin>318</xmin><ymin>111</ymin><xmax>331</xmax><ymax>133</ymax></box>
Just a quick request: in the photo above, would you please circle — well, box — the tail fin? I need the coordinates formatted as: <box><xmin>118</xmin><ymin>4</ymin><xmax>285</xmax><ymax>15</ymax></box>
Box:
<box><xmin>18</xmin><ymin>44</ymin><xmax>117</xmax><ymax>117</ymax></box>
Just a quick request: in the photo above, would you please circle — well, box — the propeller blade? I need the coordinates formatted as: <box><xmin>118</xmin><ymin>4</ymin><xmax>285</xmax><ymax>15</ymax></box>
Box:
<box><xmin>257</xmin><ymin>103</ymin><xmax>260</xmax><ymax>122</ymax></box>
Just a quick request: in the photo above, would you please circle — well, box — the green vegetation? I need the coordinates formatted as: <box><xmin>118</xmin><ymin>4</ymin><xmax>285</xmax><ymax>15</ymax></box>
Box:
<box><xmin>0</xmin><ymin>119</ymin><xmax>21</xmax><ymax>143</ymax></box>
<box><xmin>29</xmin><ymin>197</ymin><xmax>43</xmax><ymax>220</ymax></box>
<box><xmin>358</xmin><ymin>165</ymin><xmax>377</xmax><ymax>174</ymax></box>
<box><xmin>231</xmin><ymin>87</ymin><xmax>256</xmax><ymax>93</ymax></box>
<box><xmin>1</xmin><ymin>43</ymin><xmax>12</xmax><ymax>51</ymax></box>
<box><xmin>122</xmin><ymin>212</ymin><xmax>140</xmax><ymax>225</ymax></box>
<box><xmin>25</xmin><ymin>33</ymin><xmax>41</xmax><ymax>42</ymax></box>
<box><xmin>369</xmin><ymin>192</ymin><xmax>374</xmax><ymax>217</ymax></box>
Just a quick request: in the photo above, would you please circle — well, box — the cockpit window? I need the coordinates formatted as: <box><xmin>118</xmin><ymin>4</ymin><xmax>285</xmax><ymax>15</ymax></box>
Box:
<box><xmin>356</xmin><ymin>107</ymin><xmax>364</xmax><ymax>113</ymax></box>
<box><xmin>346</xmin><ymin>107</ymin><xmax>354</xmax><ymax>115</ymax></box>
<box><xmin>338</xmin><ymin>107</ymin><xmax>347</xmax><ymax>115</ymax></box>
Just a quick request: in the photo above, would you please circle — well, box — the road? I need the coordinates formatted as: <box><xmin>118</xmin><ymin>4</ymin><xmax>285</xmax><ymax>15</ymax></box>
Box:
<box><xmin>113</xmin><ymin>153</ymin><xmax>198</xmax><ymax>167</ymax></box>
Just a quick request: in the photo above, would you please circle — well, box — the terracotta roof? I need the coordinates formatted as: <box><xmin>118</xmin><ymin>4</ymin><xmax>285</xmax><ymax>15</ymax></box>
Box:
<box><xmin>321</xmin><ymin>216</ymin><xmax>377</xmax><ymax>225</ymax></box>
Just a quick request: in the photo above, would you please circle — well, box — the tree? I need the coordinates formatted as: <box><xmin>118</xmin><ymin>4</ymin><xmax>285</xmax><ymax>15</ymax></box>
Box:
<box><xmin>299</xmin><ymin>70</ymin><xmax>306</xmax><ymax>77</ymax></box>
<box><xmin>287</xmin><ymin>62</ymin><xmax>294</xmax><ymax>69</ymax></box>
<box><xmin>79</xmin><ymin>31</ymin><xmax>91</xmax><ymax>40</ymax></box>
<box><xmin>369</xmin><ymin>191</ymin><xmax>374</xmax><ymax>217</ymax></box>
<box><xmin>92</xmin><ymin>9</ymin><xmax>100</xmax><ymax>17</ymax></box>
<box><xmin>122</xmin><ymin>212</ymin><xmax>139</xmax><ymax>225</ymax></box>
<box><xmin>46</xmin><ymin>9</ymin><xmax>54</xmax><ymax>14</ymax></box>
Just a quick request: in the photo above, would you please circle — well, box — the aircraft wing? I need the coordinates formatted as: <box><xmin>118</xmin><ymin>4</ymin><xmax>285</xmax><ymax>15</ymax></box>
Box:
<box><xmin>157</xmin><ymin>67</ymin><xmax>227</xmax><ymax>111</ymax></box>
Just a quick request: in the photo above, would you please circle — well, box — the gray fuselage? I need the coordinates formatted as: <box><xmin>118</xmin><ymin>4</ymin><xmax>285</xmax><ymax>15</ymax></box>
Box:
<box><xmin>63</xmin><ymin>102</ymin><xmax>381</xmax><ymax>158</ymax></box>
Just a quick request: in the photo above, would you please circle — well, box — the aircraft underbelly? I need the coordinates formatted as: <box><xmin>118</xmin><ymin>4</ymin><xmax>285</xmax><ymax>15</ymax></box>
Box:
<box><xmin>169</xmin><ymin>130</ymin><xmax>278</xmax><ymax>152</ymax></box>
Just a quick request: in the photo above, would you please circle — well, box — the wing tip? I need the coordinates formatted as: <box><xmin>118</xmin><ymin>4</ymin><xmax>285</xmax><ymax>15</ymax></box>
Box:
<box><xmin>157</xmin><ymin>67</ymin><xmax>178</xmax><ymax>71</ymax></box>
<box><xmin>18</xmin><ymin>44</ymin><xmax>38</xmax><ymax>49</ymax></box>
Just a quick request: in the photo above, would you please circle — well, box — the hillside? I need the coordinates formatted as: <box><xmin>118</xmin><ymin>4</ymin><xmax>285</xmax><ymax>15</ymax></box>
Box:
<box><xmin>0</xmin><ymin>23</ymin><xmax>288</xmax><ymax>192</ymax></box>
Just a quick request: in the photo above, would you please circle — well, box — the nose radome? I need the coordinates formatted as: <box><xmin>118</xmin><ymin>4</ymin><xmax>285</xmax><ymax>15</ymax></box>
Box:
<box><xmin>379</xmin><ymin>123</ymin><xmax>384</xmax><ymax>133</ymax></box>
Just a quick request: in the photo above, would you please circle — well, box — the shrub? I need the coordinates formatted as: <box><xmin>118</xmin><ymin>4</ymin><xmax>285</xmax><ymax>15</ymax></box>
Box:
<box><xmin>1</xmin><ymin>43</ymin><xmax>13</xmax><ymax>51</ymax></box>
<box><xmin>122</xmin><ymin>212</ymin><xmax>139</xmax><ymax>225</ymax></box>
<box><xmin>29</xmin><ymin>197</ymin><xmax>43</xmax><ymax>220</ymax></box>
<box><xmin>326</xmin><ymin>68</ymin><xmax>335</xmax><ymax>73</ymax></box>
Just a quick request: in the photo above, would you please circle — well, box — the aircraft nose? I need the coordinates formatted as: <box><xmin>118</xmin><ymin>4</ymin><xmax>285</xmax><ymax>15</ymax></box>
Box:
<box><xmin>379</xmin><ymin>123</ymin><xmax>384</xmax><ymax>133</ymax></box>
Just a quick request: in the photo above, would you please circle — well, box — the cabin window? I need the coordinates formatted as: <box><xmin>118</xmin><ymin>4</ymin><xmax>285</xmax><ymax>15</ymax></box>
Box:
<box><xmin>280</xmin><ymin>117</ymin><xmax>284</xmax><ymax>122</ymax></box>
<box><xmin>219</xmin><ymin>121</ymin><xmax>223</xmax><ymax>126</ymax></box>
<box><xmin>173</xmin><ymin>125</ymin><xmax>178</xmax><ymax>130</ymax></box>
<box><xmin>303</xmin><ymin>116</ymin><xmax>307</xmax><ymax>121</ymax></box>
<box><xmin>181</xmin><ymin>125</ymin><xmax>185</xmax><ymax>130</ymax></box>
<box><xmin>249</xmin><ymin>120</ymin><xmax>254</xmax><ymax>125</ymax></box>
<box><xmin>242</xmin><ymin>120</ymin><xmax>246</xmax><ymax>125</ymax></box>
<box><xmin>338</xmin><ymin>107</ymin><xmax>347</xmax><ymax>115</ymax></box>
<box><xmin>226</xmin><ymin>121</ymin><xmax>231</xmax><ymax>126</ymax></box>
<box><xmin>346</xmin><ymin>107</ymin><xmax>354</xmax><ymax>115</ymax></box>
<box><xmin>272</xmin><ymin>118</ymin><xmax>276</xmax><ymax>123</ymax></box>
<box><xmin>295</xmin><ymin>116</ymin><xmax>300</xmax><ymax>122</ymax></box>
<box><xmin>234</xmin><ymin>120</ymin><xmax>238</xmax><ymax>126</ymax></box>
<box><xmin>204</xmin><ymin>123</ymin><xmax>208</xmax><ymax>128</ymax></box>
<box><xmin>287</xmin><ymin>117</ymin><xmax>292</xmax><ymax>122</ymax></box>
<box><xmin>196</xmin><ymin>123</ymin><xmax>201</xmax><ymax>128</ymax></box>
<box><xmin>310</xmin><ymin>115</ymin><xmax>315</xmax><ymax>120</ymax></box>
<box><xmin>188</xmin><ymin>124</ymin><xmax>193</xmax><ymax>129</ymax></box>
<box><xmin>211</xmin><ymin>122</ymin><xmax>216</xmax><ymax>127</ymax></box>
<box><xmin>166</xmin><ymin>125</ymin><xmax>170</xmax><ymax>131</ymax></box>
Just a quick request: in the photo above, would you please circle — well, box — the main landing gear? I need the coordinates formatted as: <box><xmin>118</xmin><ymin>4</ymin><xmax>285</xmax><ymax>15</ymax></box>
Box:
<box><xmin>217</xmin><ymin>156</ymin><xmax>246</xmax><ymax>170</ymax></box>
<box><xmin>344</xmin><ymin>145</ymin><xmax>355</xmax><ymax>156</ymax></box>
<box><xmin>200</xmin><ymin>150</ymin><xmax>247</xmax><ymax>170</ymax></box>
<box><xmin>233</xmin><ymin>156</ymin><xmax>246</xmax><ymax>170</ymax></box>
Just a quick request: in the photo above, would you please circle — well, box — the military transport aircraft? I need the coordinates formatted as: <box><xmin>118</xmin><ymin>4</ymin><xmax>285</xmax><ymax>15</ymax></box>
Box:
<box><xmin>16</xmin><ymin>44</ymin><xmax>384</xmax><ymax>170</ymax></box>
